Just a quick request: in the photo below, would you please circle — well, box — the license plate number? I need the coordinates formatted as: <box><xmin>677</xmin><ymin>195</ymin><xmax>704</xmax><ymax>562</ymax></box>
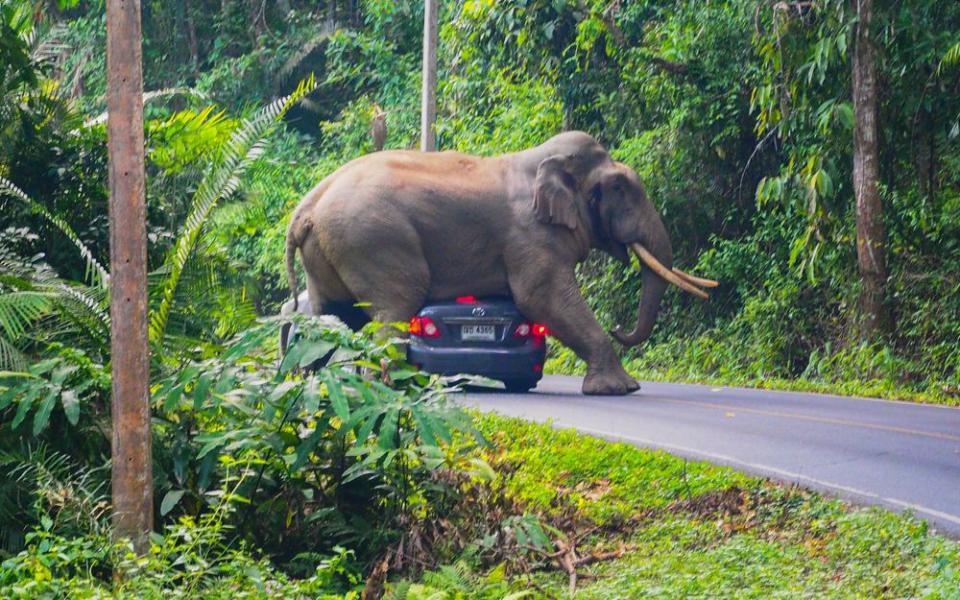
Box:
<box><xmin>461</xmin><ymin>325</ymin><xmax>495</xmax><ymax>341</ymax></box>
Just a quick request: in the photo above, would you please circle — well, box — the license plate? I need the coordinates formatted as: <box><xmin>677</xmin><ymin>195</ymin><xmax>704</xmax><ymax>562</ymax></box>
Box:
<box><xmin>461</xmin><ymin>324</ymin><xmax>496</xmax><ymax>341</ymax></box>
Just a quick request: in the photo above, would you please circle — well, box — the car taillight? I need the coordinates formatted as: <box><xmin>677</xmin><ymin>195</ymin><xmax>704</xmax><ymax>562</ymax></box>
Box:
<box><xmin>515</xmin><ymin>322</ymin><xmax>549</xmax><ymax>338</ymax></box>
<box><xmin>455</xmin><ymin>295</ymin><xmax>478</xmax><ymax>304</ymax></box>
<box><xmin>409</xmin><ymin>316</ymin><xmax>440</xmax><ymax>337</ymax></box>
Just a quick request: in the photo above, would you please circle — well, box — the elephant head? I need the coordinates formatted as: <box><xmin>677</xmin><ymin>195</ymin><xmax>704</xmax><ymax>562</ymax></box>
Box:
<box><xmin>530</xmin><ymin>136</ymin><xmax>717</xmax><ymax>347</ymax></box>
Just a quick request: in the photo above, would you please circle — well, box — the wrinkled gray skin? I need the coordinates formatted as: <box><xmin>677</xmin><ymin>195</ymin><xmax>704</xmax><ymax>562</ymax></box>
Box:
<box><xmin>285</xmin><ymin>131</ymin><xmax>674</xmax><ymax>395</ymax></box>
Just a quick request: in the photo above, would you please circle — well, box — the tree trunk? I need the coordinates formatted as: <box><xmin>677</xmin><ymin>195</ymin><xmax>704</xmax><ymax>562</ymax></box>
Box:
<box><xmin>326</xmin><ymin>0</ymin><xmax>336</xmax><ymax>27</ymax></box>
<box><xmin>185</xmin><ymin>0</ymin><xmax>200</xmax><ymax>72</ymax></box>
<box><xmin>851</xmin><ymin>0</ymin><xmax>888</xmax><ymax>339</ymax></box>
<box><xmin>420</xmin><ymin>0</ymin><xmax>437</xmax><ymax>151</ymax></box>
<box><xmin>248</xmin><ymin>0</ymin><xmax>266</xmax><ymax>46</ymax></box>
<box><xmin>106</xmin><ymin>0</ymin><xmax>153</xmax><ymax>555</ymax></box>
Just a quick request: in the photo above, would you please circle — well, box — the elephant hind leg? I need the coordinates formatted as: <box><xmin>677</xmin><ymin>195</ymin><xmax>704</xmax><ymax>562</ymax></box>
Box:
<box><xmin>318</xmin><ymin>300</ymin><xmax>371</xmax><ymax>331</ymax></box>
<box><xmin>335</xmin><ymin>261</ymin><xmax>429</xmax><ymax>332</ymax></box>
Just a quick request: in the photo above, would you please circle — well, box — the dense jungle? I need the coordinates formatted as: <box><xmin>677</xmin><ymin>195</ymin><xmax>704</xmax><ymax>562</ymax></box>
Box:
<box><xmin>1</xmin><ymin>0</ymin><xmax>959</xmax><ymax>597</ymax></box>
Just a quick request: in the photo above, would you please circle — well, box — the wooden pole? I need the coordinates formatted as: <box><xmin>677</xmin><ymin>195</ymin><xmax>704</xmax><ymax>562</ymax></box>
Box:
<box><xmin>106</xmin><ymin>0</ymin><xmax>153</xmax><ymax>554</ymax></box>
<box><xmin>420</xmin><ymin>0</ymin><xmax>437</xmax><ymax>151</ymax></box>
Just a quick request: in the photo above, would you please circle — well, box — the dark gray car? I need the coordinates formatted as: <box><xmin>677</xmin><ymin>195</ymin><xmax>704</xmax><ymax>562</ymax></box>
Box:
<box><xmin>407</xmin><ymin>296</ymin><xmax>547</xmax><ymax>393</ymax></box>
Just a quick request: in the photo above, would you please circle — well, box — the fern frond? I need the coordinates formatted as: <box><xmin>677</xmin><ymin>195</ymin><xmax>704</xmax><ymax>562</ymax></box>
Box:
<box><xmin>0</xmin><ymin>291</ymin><xmax>51</xmax><ymax>340</ymax></box>
<box><xmin>939</xmin><ymin>41</ymin><xmax>960</xmax><ymax>76</ymax></box>
<box><xmin>51</xmin><ymin>283</ymin><xmax>110</xmax><ymax>345</ymax></box>
<box><xmin>9</xmin><ymin>445</ymin><xmax>111</xmax><ymax>538</ymax></box>
<box><xmin>0</xmin><ymin>335</ymin><xmax>28</xmax><ymax>370</ymax></box>
<box><xmin>275</xmin><ymin>23</ymin><xmax>337</xmax><ymax>90</ymax></box>
<box><xmin>83</xmin><ymin>87</ymin><xmax>211</xmax><ymax>128</ymax></box>
<box><xmin>149</xmin><ymin>75</ymin><xmax>317</xmax><ymax>343</ymax></box>
<box><xmin>29</xmin><ymin>24</ymin><xmax>70</xmax><ymax>66</ymax></box>
<box><xmin>0</xmin><ymin>176</ymin><xmax>109</xmax><ymax>289</ymax></box>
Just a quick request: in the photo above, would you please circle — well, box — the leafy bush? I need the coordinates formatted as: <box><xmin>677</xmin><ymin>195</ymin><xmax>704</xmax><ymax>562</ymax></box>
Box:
<box><xmin>0</xmin><ymin>488</ymin><xmax>364</xmax><ymax>599</ymax></box>
<box><xmin>152</xmin><ymin>314</ymin><xmax>483</xmax><ymax>564</ymax></box>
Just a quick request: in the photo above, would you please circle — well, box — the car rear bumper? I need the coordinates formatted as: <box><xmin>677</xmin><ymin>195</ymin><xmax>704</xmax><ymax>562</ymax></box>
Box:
<box><xmin>408</xmin><ymin>343</ymin><xmax>546</xmax><ymax>382</ymax></box>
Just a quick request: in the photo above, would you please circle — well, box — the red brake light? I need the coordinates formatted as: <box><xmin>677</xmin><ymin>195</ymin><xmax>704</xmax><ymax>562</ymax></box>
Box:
<box><xmin>456</xmin><ymin>295</ymin><xmax>478</xmax><ymax>304</ymax></box>
<box><xmin>409</xmin><ymin>316</ymin><xmax>441</xmax><ymax>337</ymax></box>
<box><xmin>515</xmin><ymin>322</ymin><xmax>549</xmax><ymax>338</ymax></box>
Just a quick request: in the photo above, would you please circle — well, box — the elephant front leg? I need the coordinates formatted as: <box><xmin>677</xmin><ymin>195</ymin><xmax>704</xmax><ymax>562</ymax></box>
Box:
<box><xmin>511</xmin><ymin>269</ymin><xmax>639</xmax><ymax>395</ymax></box>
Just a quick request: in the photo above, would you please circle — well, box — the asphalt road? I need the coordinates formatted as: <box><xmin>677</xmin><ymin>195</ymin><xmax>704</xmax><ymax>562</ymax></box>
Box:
<box><xmin>463</xmin><ymin>375</ymin><xmax>960</xmax><ymax>537</ymax></box>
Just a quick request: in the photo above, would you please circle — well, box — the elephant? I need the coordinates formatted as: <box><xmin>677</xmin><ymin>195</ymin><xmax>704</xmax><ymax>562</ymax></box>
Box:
<box><xmin>284</xmin><ymin>131</ymin><xmax>716</xmax><ymax>395</ymax></box>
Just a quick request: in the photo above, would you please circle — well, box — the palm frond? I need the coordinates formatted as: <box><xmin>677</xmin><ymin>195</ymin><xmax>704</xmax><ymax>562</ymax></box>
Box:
<box><xmin>0</xmin><ymin>290</ymin><xmax>51</xmax><ymax>341</ymax></box>
<box><xmin>28</xmin><ymin>24</ymin><xmax>71</xmax><ymax>66</ymax></box>
<box><xmin>275</xmin><ymin>23</ymin><xmax>337</xmax><ymax>90</ymax></box>
<box><xmin>83</xmin><ymin>87</ymin><xmax>211</xmax><ymax>128</ymax></box>
<box><xmin>0</xmin><ymin>335</ymin><xmax>28</xmax><ymax>371</ymax></box>
<box><xmin>50</xmin><ymin>283</ymin><xmax>110</xmax><ymax>346</ymax></box>
<box><xmin>0</xmin><ymin>237</ymin><xmax>108</xmax><ymax>357</ymax></box>
<box><xmin>148</xmin><ymin>75</ymin><xmax>317</xmax><ymax>343</ymax></box>
<box><xmin>0</xmin><ymin>176</ymin><xmax>109</xmax><ymax>290</ymax></box>
<box><xmin>939</xmin><ymin>41</ymin><xmax>960</xmax><ymax>76</ymax></box>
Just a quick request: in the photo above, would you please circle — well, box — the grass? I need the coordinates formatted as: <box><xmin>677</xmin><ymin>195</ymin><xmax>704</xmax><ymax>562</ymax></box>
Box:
<box><xmin>4</xmin><ymin>410</ymin><xmax>958</xmax><ymax>597</ymax></box>
<box><xmin>416</xmin><ymin>414</ymin><xmax>960</xmax><ymax>599</ymax></box>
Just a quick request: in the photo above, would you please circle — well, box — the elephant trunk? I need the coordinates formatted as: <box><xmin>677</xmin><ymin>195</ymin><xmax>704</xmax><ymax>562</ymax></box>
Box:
<box><xmin>611</xmin><ymin>223</ymin><xmax>721</xmax><ymax>345</ymax></box>
<box><xmin>611</xmin><ymin>216</ymin><xmax>673</xmax><ymax>347</ymax></box>
<box><xmin>611</xmin><ymin>257</ymin><xmax>670</xmax><ymax>347</ymax></box>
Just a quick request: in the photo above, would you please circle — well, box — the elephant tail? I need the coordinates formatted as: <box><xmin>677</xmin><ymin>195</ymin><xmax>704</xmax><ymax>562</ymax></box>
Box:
<box><xmin>285</xmin><ymin>217</ymin><xmax>302</xmax><ymax>311</ymax></box>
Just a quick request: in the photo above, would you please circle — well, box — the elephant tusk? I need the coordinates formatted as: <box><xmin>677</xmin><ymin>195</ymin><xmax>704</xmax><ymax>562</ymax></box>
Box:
<box><xmin>671</xmin><ymin>267</ymin><xmax>719</xmax><ymax>288</ymax></box>
<box><xmin>631</xmin><ymin>243</ymin><xmax>709</xmax><ymax>300</ymax></box>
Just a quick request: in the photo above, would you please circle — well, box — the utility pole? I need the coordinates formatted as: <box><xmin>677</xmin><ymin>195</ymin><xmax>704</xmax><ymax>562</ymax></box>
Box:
<box><xmin>420</xmin><ymin>0</ymin><xmax>437</xmax><ymax>151</ymax></box>
<box><xmin>106</xmin><ymin>0</ymin><xmax>153</xmax><ymax>554</ymax></box>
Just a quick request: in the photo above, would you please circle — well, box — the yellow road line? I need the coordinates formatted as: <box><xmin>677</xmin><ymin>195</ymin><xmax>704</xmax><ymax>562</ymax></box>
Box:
<box><xmin>651</xmin><ymin>397</ymin><xmax>960</xmax><ymax>444</ymax></box>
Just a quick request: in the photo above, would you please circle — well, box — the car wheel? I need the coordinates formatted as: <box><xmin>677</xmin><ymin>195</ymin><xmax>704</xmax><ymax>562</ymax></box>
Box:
<box><xmin>503</xmin><ymin>379</ymin><xmax>536</xmax><ymax>393</ymax></box>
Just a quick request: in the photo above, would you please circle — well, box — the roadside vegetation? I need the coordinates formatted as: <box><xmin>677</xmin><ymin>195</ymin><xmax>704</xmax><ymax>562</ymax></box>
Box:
<box><xmin>4</xmin><ymin>402</ymin><xmax>960</xmax><ymax>597</ymax></box>
<box><xmin>2</xmin><ymin>0</ymin><xmax>960</xmax><ymax>596</ymax></box>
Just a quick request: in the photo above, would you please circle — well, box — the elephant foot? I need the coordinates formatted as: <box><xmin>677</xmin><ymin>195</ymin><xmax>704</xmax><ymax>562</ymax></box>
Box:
<box><xmin>582</xmin><ymin>367</ymin><xmax>640</xmax><ymax>396</ymax></box>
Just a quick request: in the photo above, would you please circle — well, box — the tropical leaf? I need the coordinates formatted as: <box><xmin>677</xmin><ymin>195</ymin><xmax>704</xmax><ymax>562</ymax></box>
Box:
<box><xmin>148</xmin><ymin>75</ymin><xmax>317</xmax><ymax>343</ymax></box>
<box><xmin>0</xmin><ymin>176</ymin><xmax>109</xmax><ymax>290</ymax></box>
<box><xmin>0</xmin><ymin>290</ymin><xmax>51</xmax><ymax>340</ymax></box>
<box><xmin>938</xmin><ymin>41</ymin><xmax>960</xmax><ymax>75</ymax></box>
<box><xmin>0</xmin><ymin>336</ymin><xmax>27</xmax><ymax>371</ymax></box>
<box><xmin>84</xmin><ymin>87</ymin><xmax>211</xmax><ymax>128</ymax></box>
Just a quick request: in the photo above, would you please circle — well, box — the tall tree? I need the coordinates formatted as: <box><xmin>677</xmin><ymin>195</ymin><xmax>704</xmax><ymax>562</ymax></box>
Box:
<box><xmin>106</xmin><ymin>0</ymin><xmax>153</xmax><ymax>554</ymax></box>
<box><xmin>851</xmin><ymin>0</ymin><xmax>888</xmax><ymax>338</ymax></box>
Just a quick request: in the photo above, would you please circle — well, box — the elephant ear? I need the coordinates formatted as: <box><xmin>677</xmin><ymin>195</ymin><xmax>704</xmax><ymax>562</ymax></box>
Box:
<box><xmin>533</xmin><ymin>155</ymin><xmax>581</xmax><ymax>230</ymax></box>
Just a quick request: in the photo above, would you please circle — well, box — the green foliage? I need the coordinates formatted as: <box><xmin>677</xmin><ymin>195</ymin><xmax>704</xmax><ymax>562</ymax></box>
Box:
<box><xmin>440</xmin><ymin>70</ymin><xmax>564</xmax><ymax>155</ymax></box>
<box><xmin>151</xmin><ymin>315</ymin><xmax>483</xmax><ymax>561</ymax></box>
<box><xmin>0</xmin><ymin>347</ymin><xmax>106</xmax><ymax>435</ymax></box>
<box><xmin>477</xmin><ymin>415</ymin><xmax>960</xmax><ymax>598</ymax></box>
<box><xmin>0</xmin><ymin>475</ymin><xmax>364</xmax><ymax>598</ymax></box>
<box><xmin>0</xmin><ymin>176</ymin><xmax>109</xmax><ymax>291</ymax></box>
<box><xmin>149</xmin><ymin>75</ymin><xmax>317</xmax><ymax>345</ymax></box>
<box><xmin>386</xmin><ymin>562</ymin><xmax>533</xmax><ymax>600</ymax></box>
<box><xmin>480</xmin><ymin>413</ymin><xmax>749</xmax><ymax>524</ymax></box>
<box><xmin>3</xmin><ymin>0</ymin><xmax>960</xmax><ymax>593</ymax></box>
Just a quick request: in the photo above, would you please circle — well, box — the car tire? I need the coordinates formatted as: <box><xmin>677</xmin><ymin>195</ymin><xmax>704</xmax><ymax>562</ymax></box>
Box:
<box><xmin>503</xmin><ymin>379</ymin><xmax>537</xmax><ymax>393</ymax></box>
